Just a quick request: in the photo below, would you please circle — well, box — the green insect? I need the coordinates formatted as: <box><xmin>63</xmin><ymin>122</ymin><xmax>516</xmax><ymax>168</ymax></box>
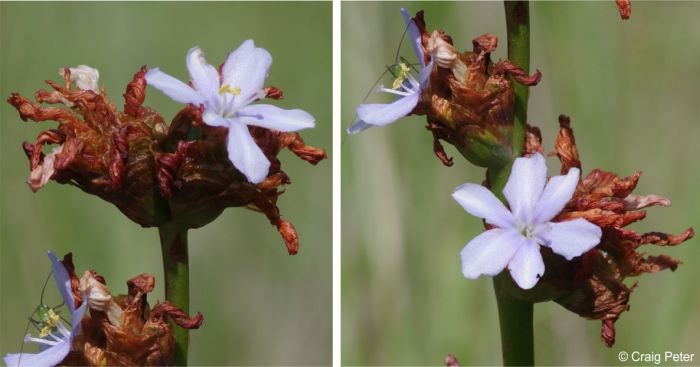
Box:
<box><xmin>17</xmin><ymin>271</ymin><xmax>69</xmax><ymax>363</ymax></box>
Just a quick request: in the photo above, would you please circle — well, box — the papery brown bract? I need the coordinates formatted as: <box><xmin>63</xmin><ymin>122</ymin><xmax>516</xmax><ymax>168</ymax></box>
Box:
<box><xmin>8</xmin><ymin>66</ymin><xmax>326</xmax><ymax>254</ymax></box>
<box><xmin>404</xmin><ymin>11</ymin><xmax>541</xmax><ymax>169</ymax></box>
<box><xmin>498</xmin><ymin>116</ymin><xmax>693</xmax><ymax>347</ymax></box>
<box><xmin>616</xmin><ymin>0</ymin><xmax>632</xmax><ymax>20</ymax></box>
<box><xmin>58</xmin><ymin>263</ymin><xmax>203</xmax><ymax>367</ymax></box>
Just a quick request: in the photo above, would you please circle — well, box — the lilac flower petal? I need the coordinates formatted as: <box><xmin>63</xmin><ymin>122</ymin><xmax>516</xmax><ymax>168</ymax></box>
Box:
<box><xmin>461</xmin><ymin>228</ymin><xmax>523</xmax><ymax>279</ymax></box>
<box><xmin>186</xmin><ymin>47</ymin><xmax>220</xmax><ymax>102</ymax></box>
<box><xmin>418</xmin><ymin>61</ymin><xmax>433</xmax><ymax>87</ymax></box>
<box><xmin>508</xmin><ymin>239</ymin><xmax>544</xmax><ymax>289</ymax></box>
<box><xmin>70</xmin><ymin>301</ymin><xmax>87</xmax><ymax>333</ymax></box>
<box><xmin>346</xmin><ymin>119</ymin><xmax>372</xmax><ymax>135</ymax></box>
<box><xmin>537</xmin><ymin>218</ymin><xmax>601</xmax><ymax>260</ymax></box>
<box><xmin>226</xmin><ymin>120</ymin><xmax>271</xmax><ymax>184</ymax></box>
<box><xmin>356</xmin><ymin>91</ymin><xmax>419</xmax><ymax>127</ymax></box>
<box><xmin>203</xmin><ymin>110</ymin><xmax>230</xmax><ymax>127</ymax></box>
<box><xmin>533</xmin><ymin>168</ymin><xmax>580</xmax><ymax>224</ymax></box>
<box><xmin>221</xmin><ymin>40</ymin><xmax>272</xmax><ymax>107</ymax></box>
<box><xmin>503</xmin><ymin>153</ymin><xmax>547</xmax><ymax>224</ymax></box>
<box><xmin>145</xmin><ymin>68</ymin><xmax>202</xmax><ymax>105</ymax></box>
<box><xmin>47</xmin><ymin>251</ymin><xmax>75</xmax><ymax>313</ymax></box>
<box><xmin>452</xmin><ymin>183</ymin><xmax>515</xmax><ymax>228</ymax></box>
<box><xmin>400</xmin><ymin>8</ymin><xmax>425</xmax><ymax>67</ymax></box>
<box><xmin>3</xmin><ymin>339</ymin><xmax>71</xmax><ymax>367</ymax></box>
<box><xmin>238</xmin><ymin>104</ymin><xmax>315</xmax><ymax>132</ymax></box>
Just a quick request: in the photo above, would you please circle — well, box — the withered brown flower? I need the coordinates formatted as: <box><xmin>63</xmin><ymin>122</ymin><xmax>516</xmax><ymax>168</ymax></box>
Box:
<box><xmin>57</xmin><ymin>253</ymin><xmax>203</xmax><ymax>366</ymax></box>
<box><xmin>7</xmin><ymin>66</ymin><xmax>326</xmax><ymax>254</ymax></box>
<box><xmin>497</xmin><ymin>115</ymin><xmax>693</xmax><ymax>347</ymax></box>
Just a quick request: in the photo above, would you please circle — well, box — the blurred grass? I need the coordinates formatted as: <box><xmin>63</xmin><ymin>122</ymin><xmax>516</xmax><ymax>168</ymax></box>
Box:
<box><xmin>342</xmin><ymin>2</ymin><xmax>700</xmax><ymax>365</ymax></box>
<box><xmin>0</xmin><ymin>2</ymin><xmax>331</xmax><ymax>366</ymax></box>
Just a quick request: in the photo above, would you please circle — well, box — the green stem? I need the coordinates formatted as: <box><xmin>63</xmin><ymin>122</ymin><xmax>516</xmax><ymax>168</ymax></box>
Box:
<box><xmin>487</xmin><ymin>1</ymin><xmax>535</xmax><ymax>365</ymax></box>
<box><xmin>493</xmin><ymin>274</ymin><xmax>535</xmax><ymax>365</ymax></box>
<box><xmin>159</xmin><ymin>223</ymin><xmax>190</xmax><ymax>366</ymax></box>
<box><xmin>505</xmin><ymin>0</ymin><xmax>531</xmax><ymax>159</ymax></box>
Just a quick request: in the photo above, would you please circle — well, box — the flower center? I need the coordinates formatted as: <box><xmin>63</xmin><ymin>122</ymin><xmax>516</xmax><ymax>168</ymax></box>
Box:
<box><xmin>519</xmin><ymin>224</ymin><xmax>537</xmax><ymax>239</ymax></box>
<box><xmin>212</xmin><ymin>85</ymin><xmax>267</xmax><ymax>119</ymax></box>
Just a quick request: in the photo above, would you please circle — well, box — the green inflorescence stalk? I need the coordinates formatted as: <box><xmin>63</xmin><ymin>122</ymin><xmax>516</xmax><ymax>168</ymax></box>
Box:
<box><xmin>487</xmin><ymin>1</ymin><xmax>536</xmax><ymax>365</ymax></box>
<box><xmin>159</xmin><ymin>223</ymin><xmax>191</xmax><ymax>366</ymax></box>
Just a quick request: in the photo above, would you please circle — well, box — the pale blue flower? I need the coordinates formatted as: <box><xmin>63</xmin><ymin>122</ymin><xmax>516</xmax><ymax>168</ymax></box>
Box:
<box><xmin>452</xmin><ymin>153</ymin><xmax>602</xmax><ymax>289</ymax></box>
<box><xmin>145</xmin><ymin>40</ymin><xmax>315</xmax><ymax>183</ymax></box>
<box><xmin>347</xmin><ymin>8</ymin><xmax>434</xmax><ymax>134</ymax></box>
<box><xmin>4</xmin><ymin>251</ymin><xmax>87</xmax><ymax>367</ymax></box>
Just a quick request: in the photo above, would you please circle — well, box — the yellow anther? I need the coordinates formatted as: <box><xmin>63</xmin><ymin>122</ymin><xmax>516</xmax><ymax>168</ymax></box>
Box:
<box><xmin>219</xmin><ymin>84</ymin><xmax>233</xmax><ymax>95</ymax></box>
<box><xmin>391</xmin><ymin>63</ymin><xmax>411</xmax><ymax>90</ymax></box>
<box><xmin>39</xmin><ymin>325</ymin><xmax>51</xmax><ymax>338</ymax></box>
<box><xmin>47</xmin><ymin>308</ymin><xmax>60</xmax><ymax>327</ymax></box>
<box><xmin>218</xmin><ymin>84</ymin><xmax>241</xmax><ymax>96</ymax></box>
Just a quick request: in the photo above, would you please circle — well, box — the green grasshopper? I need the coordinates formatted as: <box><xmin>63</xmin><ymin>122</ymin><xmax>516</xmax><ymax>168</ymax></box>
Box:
<box><xmin>16</xmin><ymin>271</ymin><xmax>69</xmax><ymax>364</ymax></box>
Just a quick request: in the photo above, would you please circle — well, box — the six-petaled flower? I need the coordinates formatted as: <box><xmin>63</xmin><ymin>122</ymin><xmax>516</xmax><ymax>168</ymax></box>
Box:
<box><xmin>145</xmin><ymin>40</ymin><xmax>316</xmax><ymax>183</ymax></box>
<box><xmin>452</xmin><ymin>153</ymin><xmax>602</xmax><ymax>289</ymax></box>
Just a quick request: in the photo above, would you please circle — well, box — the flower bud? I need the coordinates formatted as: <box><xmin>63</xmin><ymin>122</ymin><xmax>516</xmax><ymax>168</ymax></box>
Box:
<box><xmin>79</xmin><ymin>270</ymin><xmax>124</xmax><ymax>326</ymax></box>
<box><xmin>59</xmin><ymin>65</ymin><xmax>100</xmax><ymax>92</ymax></box>
<box><xmin>427</xmin><ymin>30</ymin><xmax>467</xmax><ymax>83</ymax></box>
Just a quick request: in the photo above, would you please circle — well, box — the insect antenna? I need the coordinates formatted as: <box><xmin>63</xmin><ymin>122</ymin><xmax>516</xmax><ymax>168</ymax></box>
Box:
<box><xmin>37</xmin><ymin>270</ymin><xmax>52</xmax><ymax>305</ymax></box>
<box><xmin>17</xmin><ymin>270</ymin><xmax>53</xmax><ymax>366</ymax></box>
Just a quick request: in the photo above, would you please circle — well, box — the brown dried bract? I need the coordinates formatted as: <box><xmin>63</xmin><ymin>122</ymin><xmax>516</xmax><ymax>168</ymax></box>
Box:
<box><xmin>547</xmin><ymin>117</ymin><xmax>693</xmax><ymax>347</ymax></box>
<box><xmin>616</xmin><ymin>0</ymin><xmax>631</xmax><ymax>20</ymax></box>
<box><xmin>524</xmin><ymin>124</ymin><xmax>543</xmax><ymax>155</ymax></box>
<box><xmin>8</xmin><ymin>66</ymin><xmax>326</xmax><ymax>253</ymax></box>
<box><xmin>445</xmin><ymin>353</ymin><xmax>461</xmax><ymax>367</ymax></box>
<box><xmin>64</xmin><ymin>269</ymin><xmax>202</xmax><ymax>366</ymax></box>
<box><xmin>551</xmin><ymin>114</ymin><xmax>581</xmax><ymax>174</ymax></box>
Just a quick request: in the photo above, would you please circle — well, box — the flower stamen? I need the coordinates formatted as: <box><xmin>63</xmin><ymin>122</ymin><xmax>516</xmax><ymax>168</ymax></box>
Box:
<box><xmin>391</xmin><ymin>63</ymin><xmax>411</xmax><ymax>90</ymax></box>
<box><xmin>218</xmin><ymin>84</ymin><xmax>241</xmax><ymax>96</ymax></box>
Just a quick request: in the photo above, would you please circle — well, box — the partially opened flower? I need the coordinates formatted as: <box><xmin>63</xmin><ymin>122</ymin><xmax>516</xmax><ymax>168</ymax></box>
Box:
<box><xmin>145</xmin><ymin>40</ymin><xmax>315</xmax><ymax>183</ymax></box>
<box><xmin>452</xmin><ymin>152</ymin><xmax>602</xmax><ymax>289</ymax></box>
<box><xmin>347</xmin><ymin>8</ymin><xmax>433</xmax><ymax>134</ymax></box>
<box><xmin>4</xmin><ymin>252</ymin><xmax>87</xmax><ymax>367</ymax></box>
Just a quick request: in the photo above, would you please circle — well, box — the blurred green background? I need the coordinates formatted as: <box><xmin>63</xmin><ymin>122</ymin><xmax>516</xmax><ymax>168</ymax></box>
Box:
<box><xmin>342</xmin><ymin>2</ymin><xmax>699</xmax><ymax>365</ymax></box>
<box><xmin>1</xmin><ymin>2</ymin><xmax>330</xmax><ymax>366</ymax></box>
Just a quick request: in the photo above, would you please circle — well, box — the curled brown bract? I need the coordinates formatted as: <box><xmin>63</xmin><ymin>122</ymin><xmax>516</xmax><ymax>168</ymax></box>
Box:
<box><xmin>548</xmin><ymin>117</ymin><xmax>693</xmax><ymax>347</ymax></box>
<box><xmin>616</xmin><ymin>0</ymin><xmax>632</xmax><ymax>20</ymax></box>
<box><xmin>445</xmin><ymin>353</ymin><xmax>461</xmax><ymax>367</ymax></box>
<box><xmin>65</xmin><ymin>270</ymin><xmax>202</xmax><ymax>366</ymax></box>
